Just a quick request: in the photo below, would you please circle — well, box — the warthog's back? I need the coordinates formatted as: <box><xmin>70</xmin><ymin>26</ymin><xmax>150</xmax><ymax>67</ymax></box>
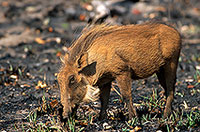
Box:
<box><xmin>58</xmin><ymin>22</ymin><xmax>181</xmax><ymax>120</ymax></box>
<box><xmin>80</xmin><ymin>22</ymin><xmax>181</xmax><ymax>79</ymax></box>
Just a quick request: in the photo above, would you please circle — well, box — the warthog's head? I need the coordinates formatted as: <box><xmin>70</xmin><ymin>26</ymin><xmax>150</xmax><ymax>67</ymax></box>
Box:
<box><xmin>57</xmin><ymin>52</ymin><xmax>99</xmax><ymax>119</ymax></box>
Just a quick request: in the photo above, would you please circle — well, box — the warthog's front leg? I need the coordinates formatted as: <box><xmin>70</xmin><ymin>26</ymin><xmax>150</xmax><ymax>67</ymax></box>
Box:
<box><xmin>117</xmin><ymin>72</ymin><xmax>137</xmax><ymax>119</ymax></box>
<box><xmin>99</xmin><ymin>82</ymin><xmax>112</xmax><ymax>120</ymax></box>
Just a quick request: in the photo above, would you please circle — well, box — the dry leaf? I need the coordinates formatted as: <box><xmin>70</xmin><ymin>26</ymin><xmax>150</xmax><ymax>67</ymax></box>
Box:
<box><xmin>56</xmin><ymin>51</ymin><xmax>62</xmax><ymax>57</ymax></box>
<box><xmin>132</xmin><ymin>9</ymin><xmax>141</xmax><ymax>15</ymax></box>
<box><xmin>45</xmin><ymin>121</ymin><xmax>50</xmax><ymax>126</ymax></box>
<box><xmin>80</xmin><ymin>122</ymin><xmax>88</xmax><ymax>126</ymax></box>
<box><xmin>36</xmin><ymin>80</ymin><xmax>47</xmax><ymax>89</ymax></box>
<box><xmin>135</xmin><ymin>126</ymin><xmax>142</xmax><ymax>131</ymax></box>
<box><xmin>110</xmin><ymin>117</ymin><xmax>115</xmax><ymax>120</ymax></box>
<box><xmin>50</xmin><ymin>99</ymin><xmax>59</xmax><ymax>108</ymax></box>
<box><xmin>133</xmin><ymin>103</ymin><xmax>141</xmax><ymax>107</ymax></box>
<box><xmin>149</xmin><ymin>13</ymin><xmax>156</xmax><ymax>19</ymax></box>
<box><xmin>2</xmin><ymin>1</ymin><xmax>9</xmax><ymax>7</ymax></box>
<box><xmin>187</xmin><ymin>85</ymin><xmax>194</xmax><ymax>88</ymax></box>
<box><xmin>35</xmin><ymin>37</ymin><xmax>45</xmax><ymax>44</ymax></box>
<box><xmin>48</xmin><ymin>27</ymin><xmax>53</xmax><ymax>32</ymax></box>
<box><xmin>35</xmin><ymin>86</ymin><xmax>40</xmax><ymax>89</ymax></box>
<box><xmin>79</xmin><ymin>14</ymin><xmax>86</xmax><ymax>21</ymax></box>
<box><xmin>130</xmin><ymin>126</ymin><xmax>142</xmax><ymax>132</ymax></box>
<box><xmin>46</xmin><ymin>37</ymin><xmax>61</xmax><ymax>44</ymax></box>
<box><xmin>23</xmin><ymin>84</ymin><xmax>31</xmax><ymax>87</ymax></box>
<box><xmin>155</xmin><ymin>6</ymin><xmax>166</xmax><ymax>12</ymax></box>
<box><xmin>82</xmin><ymin>3</ymin><xmax>93</xmax><ymax>11</ymax></box>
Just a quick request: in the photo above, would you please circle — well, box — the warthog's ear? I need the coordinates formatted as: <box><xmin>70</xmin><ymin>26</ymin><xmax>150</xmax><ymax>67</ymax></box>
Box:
<box><xmin>77</xmin><ymin>52</ymin><xmax>97</xmax><ymax>76</ymax></box>
<box><xmin>77</xmin><ymin>52</ymin><xmax>88</xmax><ymax>68</ymax></box>
<box><xmin>79</xmin><ymin>62</ymin><xmax>97</xmax><ymax>76</ymax></box>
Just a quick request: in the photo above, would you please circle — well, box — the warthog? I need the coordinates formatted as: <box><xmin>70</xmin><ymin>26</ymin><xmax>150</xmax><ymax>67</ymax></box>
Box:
<box><xmin>57</xmin><ymin>22</ymin><xmax>181</xmax><ymax>120</ymax></box>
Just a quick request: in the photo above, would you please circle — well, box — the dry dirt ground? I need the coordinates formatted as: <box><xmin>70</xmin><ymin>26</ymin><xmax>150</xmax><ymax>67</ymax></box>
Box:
<box><xmin>0</xmin><ymin>0</ymin><xmax>200</xmax><ymax>131</ymax></box>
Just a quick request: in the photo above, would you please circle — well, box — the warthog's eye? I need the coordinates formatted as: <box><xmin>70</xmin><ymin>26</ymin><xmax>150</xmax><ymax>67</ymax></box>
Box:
<box><xmin>68</xmin><ymin>75</ymin><xmax>75</xmax><ymax>85</ymax></box>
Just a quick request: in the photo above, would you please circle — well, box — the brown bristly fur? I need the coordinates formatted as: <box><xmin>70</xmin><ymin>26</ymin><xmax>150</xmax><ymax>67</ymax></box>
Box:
<box><xmin>68</xmin><ymin>23</ymin><xmax>121</xmax><ymax>62</ymax></box>
<box><xmin>58</xmin><ymin>22</ymin><xmax>181</xmax><ymax>120</ymax></box>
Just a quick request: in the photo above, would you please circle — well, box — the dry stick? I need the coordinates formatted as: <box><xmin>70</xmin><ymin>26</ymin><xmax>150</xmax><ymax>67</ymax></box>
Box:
<box><xmin>183</xmin><ymin>39</ymin><xmax>200</xmax><ymax>44</ymax></box>
<box><xmin>111</xmin><ymin>85</ymin><xmax>128</xmax><ymax>110</ymax></box>
<box><xmin>111</xmin><ymin>84</ymin><xmax>122</xmax><ymax>98</ymax></box>
<box><xmin>168</xmin><ymin>0</ymin><xmax>172</xmax><ymax>21</ymax></box>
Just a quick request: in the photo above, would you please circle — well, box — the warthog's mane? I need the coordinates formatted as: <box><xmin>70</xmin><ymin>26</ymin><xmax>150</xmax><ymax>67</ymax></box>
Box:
<box><xmin>68</xmin><ymin>24</ymin><xmax>122</xmax><ymax>62</ymax></box>
<box><xmin>67</xmin><ymin>22</ymin><xmax>174</xmax><ymax>63</ymax></box>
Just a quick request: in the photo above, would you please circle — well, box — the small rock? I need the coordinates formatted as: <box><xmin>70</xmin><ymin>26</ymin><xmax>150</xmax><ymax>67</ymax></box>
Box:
<box><xmin>196</xmin><ymin>65</ymin><xmax>200</xmax><ymax>70</ymax></box>
<box><xmin>185</xmin><ymin>78</ymin><xmax>194</xmax><ymax>82</ymax></box>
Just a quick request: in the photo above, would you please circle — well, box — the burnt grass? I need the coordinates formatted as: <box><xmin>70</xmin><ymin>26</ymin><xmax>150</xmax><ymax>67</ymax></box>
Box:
<box><xmin>0</xmin><ymin>0</ymin><xmax>200</xmax><ymax>131</ymax></box>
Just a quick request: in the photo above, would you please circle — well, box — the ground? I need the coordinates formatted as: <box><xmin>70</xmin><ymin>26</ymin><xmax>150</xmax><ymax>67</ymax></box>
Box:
<box><xmin>0</xmin><ymin>0</ymin><xmax>200</xmax><ymax>131</ymax></box>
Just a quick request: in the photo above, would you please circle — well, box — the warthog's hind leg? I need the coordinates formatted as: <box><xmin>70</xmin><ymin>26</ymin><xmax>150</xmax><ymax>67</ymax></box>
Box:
<box><xmin>157</xmin><ymin>57</ymin><xmax>178</xmax><ymax>118</ymax></box>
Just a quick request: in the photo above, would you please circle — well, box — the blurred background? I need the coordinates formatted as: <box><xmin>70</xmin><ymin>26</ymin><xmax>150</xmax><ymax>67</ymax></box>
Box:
<box><xmin>0</xmin><ymin>0</ymin><xmax>200</xmax><ymax>131</ymax></box>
